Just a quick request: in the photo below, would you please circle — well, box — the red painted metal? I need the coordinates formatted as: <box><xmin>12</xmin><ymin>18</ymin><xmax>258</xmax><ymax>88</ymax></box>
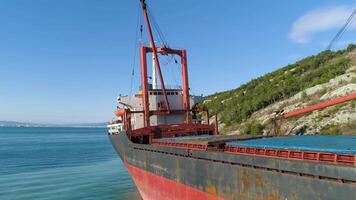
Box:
<box><xmin>204</xmin><ymin>111</ymin><xmax>210</xmax><ymax>125</ymax></box>
<box><xmin>145</xmin><ymin>47</ymin><xmax>185</xmax><ymax>56</ymax></box>
<box><xmin>124</xmin><ymin>110</ymin><xmax>132</xmax><ymax>132</ymax></box>
<box><xmin>181</xmin><ymin>49</ymin><xmax>191</xmax><ymax>123</ymax></box>
<box><xmin>152</xmin><ymin>141</ymin><xmax>208</xmax><ymax>151</ymax></box>
<box><xmin>283</xmin><ymin>92</ymin><xmax>356</xmax><ymax>119</ymax></box>
<box><xmin>224</xmin><ymin>145</ymin><xmax>356</xmax><ymax>166</ymax></box>
<box><xmin>140</xmin><ymin>0</ymin><xmax>171</xmax><ymax>113</ymax></box>
<box><xmin>130</xmin><ymin>123</ymin><xmax>215</xmax><ymax>138</ymax></box>
<box><xmin>214</xmin><ymin>114</ymin><xmax>219</xmax><ymax>135</ymax></box>
<box><xmin>139</xmin><ymin>0</ymin><xmax>193</xmax><ymax>127</ymax></box>
<box><xmin>125</xmin><ymin>0</ymin><xmax>218</xmax><ymax>140</ymax></box>
<box><xmin>126</xmin><ymin>163</ymin><xmax>223</xmax><ymax>200</ymax></box>
<box><xmin>151</xmin><ymin>141</ymin><xmax>355</xmax><ymax>166</ymax></box>
<box><xmin>140</xmin><ymin>47</ymin><xmax>150</xmax><ymax>127</ymax></box>
<box><xmin>139</xmin><ymin>46</ymin><xmax>193</xmax><ymax>127</ymax></box>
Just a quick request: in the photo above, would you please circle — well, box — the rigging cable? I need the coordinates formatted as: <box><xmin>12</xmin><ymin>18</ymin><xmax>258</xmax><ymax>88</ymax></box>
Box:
<box><xmin>172</xmin><ymin>56</ymin><xmax>181</xmax><ymax>88</ymax></box>
<box><xmin>161</xmin><ymin>55</ymin><xmax>179</xmax><ymax>88</ymax></box>
<box><xmin>128</xmin><ymin>3</ymin><xmax>142</xmax><ymax>104</ymax></box>
<box><xmin>327</xmin><ymin>8</ymin><xmax>356</xmax><ymax>50</ymax></box>
<box><xmin>146</xmin><ymin>4</ymin><xmax>168</xmax><ymax>47</ymax></box>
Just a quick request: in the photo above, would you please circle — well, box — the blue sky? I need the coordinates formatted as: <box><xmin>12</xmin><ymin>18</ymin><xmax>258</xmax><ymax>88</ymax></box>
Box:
<box><xmin>0</xmin><ymin>0</ymin><xmax>355</xmax><ymax>124</ymax></box>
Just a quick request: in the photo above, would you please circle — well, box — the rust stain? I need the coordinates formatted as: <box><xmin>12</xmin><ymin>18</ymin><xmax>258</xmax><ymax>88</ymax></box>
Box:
<box><xmin>123</xmin><ymin>153</ymin><xmax>127</xmax><ymax>162</ymax></box>
<box><xmin>206</xmin><ymin>185</ymin><xmax>217</xmax><ymax>195</ymax></box>
<box><xmin>175</xmin><ymin>159</ymin><xmax>181</xmax><ymax>182</ymax></box>
<box><xmin>242</xmin><ymin>168</ymin><xmax>251</xmax><ymax>195</ymax></box>
<box><xmin>291</xmin><ymin>193</ymin><xmax>298</xmax><ymax>200</ymax></box>
<box><xmin>236</xmin><ymin>168</ymin><xmax>251</xmax><ymax>199</ymax></box>
<box><xmin>237</xmin><ymin>168</ymin><xmax>283</xmax><ymax>200</ymax></box>
<box><xmin>265</xmin><ymin>195</ymin><xmax>279</xmax><ymax>200</ymax></box>
<box><xmin>254</xmin><ymin>172</ymin><xmax>264</xmax><ymax>188</ymax></box>
<box><xmin>253</xmin><ymin>172</ymin><xmax>264</xmax><ymax>199</ymax></box>
<box><xmin>205</xmin><ymin>166</ymin><xmax>215</xmax><ymax>195</ymax></box>
<box><xmin>265</xmin><ymin>191</ymin><xmax>281</xmax><ymax>200</ymax></box>
<box><xmin>225</xmin><ymin>184</ymin><xmax>232</xmax><ymax>200</ymax></box>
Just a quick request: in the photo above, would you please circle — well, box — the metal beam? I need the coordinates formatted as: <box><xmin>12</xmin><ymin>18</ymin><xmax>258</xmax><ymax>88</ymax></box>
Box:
<box><xmin>284</xmin><ymin>92</ymin><xmax>356</xmax><ymax>119</ymax></box>
<box><xmin>140</xmin><ymin>0</ymin><xmax>171</xmax><ymax>113</ymax></box>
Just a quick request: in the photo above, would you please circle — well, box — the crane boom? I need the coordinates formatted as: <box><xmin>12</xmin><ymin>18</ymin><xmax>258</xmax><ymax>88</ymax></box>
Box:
<box><xmin>283</xmin><ymin>92</ymin><xmax>356</xmax><ymax>119</ymax></box>
<box><xmin>273</xmin><ymin>92</ymin><xmax>356</xmax><ymax>135</ymax></box>
<box><xmin>140</xmin><ymin>0</ymin><xmax>171</xmax><ymax>113</ymax></box>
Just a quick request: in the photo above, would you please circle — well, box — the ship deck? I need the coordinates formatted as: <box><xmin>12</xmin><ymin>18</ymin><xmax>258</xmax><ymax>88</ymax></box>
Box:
<box><xmin>154</xmin><ymin>134</ymin><xmax>267</xmax><ymax>145</ymax></box>
<box><xmin>154</xmin><ymin>135</ymin><xmax>356</xmax><ymax>155</ymax></box>
<box><xmin>227</xmin><ymin>135</ymin><xmax>356</xmax><ymax>155</ymax></box>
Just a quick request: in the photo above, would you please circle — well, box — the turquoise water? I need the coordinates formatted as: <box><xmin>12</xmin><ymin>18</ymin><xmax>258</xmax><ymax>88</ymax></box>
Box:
<box><xmin>0</xmin><ymin>127</ymin><xmax>140</xmax><ymax>200</ymax></box>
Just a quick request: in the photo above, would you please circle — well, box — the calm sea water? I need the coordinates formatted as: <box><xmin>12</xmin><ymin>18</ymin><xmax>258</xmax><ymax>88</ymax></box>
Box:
<box><xmin>0</xmin><ymin>127</ymin><xmax>140</xmax><ymax>200</ymax></box>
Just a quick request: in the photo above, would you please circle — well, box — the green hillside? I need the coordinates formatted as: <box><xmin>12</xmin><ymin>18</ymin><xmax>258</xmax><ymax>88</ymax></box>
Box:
<box><xmin>203</xmin><ymin>44</ymin><xmax>356</xmax><ymax>131</ymax></box>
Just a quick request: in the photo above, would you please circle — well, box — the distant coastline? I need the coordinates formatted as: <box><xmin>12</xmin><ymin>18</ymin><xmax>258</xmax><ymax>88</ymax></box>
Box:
<box><xmin>0</xmin><ymin>121</ymin><xmax>107</xmax><ymax>128</ymax></box>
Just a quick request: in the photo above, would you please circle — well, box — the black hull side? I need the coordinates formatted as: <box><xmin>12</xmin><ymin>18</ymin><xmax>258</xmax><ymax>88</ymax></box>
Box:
<box><xmin>109</xmin><ymin>133</ymin><xmax>356</xmax><ymax>200</ymax></box>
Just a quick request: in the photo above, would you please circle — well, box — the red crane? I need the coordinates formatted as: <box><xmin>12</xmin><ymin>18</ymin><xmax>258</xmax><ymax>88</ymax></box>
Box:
<box><xmin>273</xmin><ymin>92</ymin><xmax>356</xmax><ymax>135</ymax></box>
<box><xmin>139</xmin><ymin>0</ymin><xmax>192</xmax><ymax>127</ymax></box>
<box><xmin>114</xmin><ymin>0</ymin><xmax>216</xmax><ymax>142</ymax></box>
<box><xmin>140</xmin><ymin>0</ymin><xmax>171</xmax><ymax>115</ymax></box>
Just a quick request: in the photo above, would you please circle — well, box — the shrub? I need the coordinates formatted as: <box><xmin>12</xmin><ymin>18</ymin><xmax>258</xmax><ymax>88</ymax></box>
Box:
<box><xmin>352</xmin><ymin>77</ymin><xmax>356</xmax><ymax>84</ymax></box>
<box><xmin>243</xmin><ymin>121</ymin><xmax>264</xmax><ymax>135</ymax></box>
<box><xmin>203</xmin><ymin>46</ymin><xmax>352</xmax><ymax>130</ymax></box>
<box><xmin>346</xmin><ymin>43</ymin><xmax>356</xmax><ymax>52</ymax></box>
<box><xmin>320</xmin><ymin>124</ymin><xmax>341</xmax><ymax>135</ymax></box>
<box><xmin>301</xmin><ymin>91</ymin><xmax>308</xmax><ymax>99</ymax></box>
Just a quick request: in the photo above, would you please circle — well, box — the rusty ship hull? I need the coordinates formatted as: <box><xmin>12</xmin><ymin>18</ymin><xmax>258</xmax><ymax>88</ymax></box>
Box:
<box><xmin>108</xmin><ymin>1</ymin><xmax>356</xmax><ymax>199</ymax></box>
<box><xmin>109</xmin><ymin>133</ymin><xmax>356</xmax><ymax>200</ymax></box>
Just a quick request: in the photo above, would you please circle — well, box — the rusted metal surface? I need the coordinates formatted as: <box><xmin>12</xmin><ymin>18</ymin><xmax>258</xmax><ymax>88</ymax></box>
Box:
<box><xmin>126</xmin><ymin>163</ymin><xmax>223</xmax><ymax>200</ymax></box>
<box><xmin>152</xmin><ymin>138</ymin><xmax>355</xmax><ymax>166</ymax></box>
<box><xmin>224</xmin><ymin>145</ymin><xmax>355</xmax><ymax>166</ymax></box>
<box><xmin>109</xmin><ymin>133</ymin><xmax>356</xmax><ymax>200</ymax></box>
<box><xmin>111</xmin><ymin>1</ymin><xmax>356</xmax><ymax>199</ymax></box>
<box><xmin>153</xmin><ymin>134</ymin><xmax>269</xmax><ymax>145</ymax></box>
<box><xmin>129</xmin><ymin>124</ymin><xmax>215</xmax><ymax>138</ymax></box>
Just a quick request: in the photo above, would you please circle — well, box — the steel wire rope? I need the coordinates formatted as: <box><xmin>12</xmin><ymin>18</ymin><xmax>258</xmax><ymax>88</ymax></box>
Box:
<box><xmin>327</xmin><ymin>8</ymin><xmax>356</xmax><ymax>50</ymax></box>
<box><xmin>146</xmin><ymin>5</ymin><xmax>168</xmax><ymax>47</ymax></box>
<box><xmin>128</xmin><ymin>3</ymin><xmax>142</xmax><ymax>105</ymax></box>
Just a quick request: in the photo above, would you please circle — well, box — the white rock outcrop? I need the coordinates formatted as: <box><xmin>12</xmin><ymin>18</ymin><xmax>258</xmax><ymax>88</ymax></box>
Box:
<box><xmin>320</xmin><ymin>84</ymin><xmax>356</xmax><ymax>100</ymax></box>
<box><xmin>291</xmin><ymin>72</ymin><xmax>356</xmax><ymax>101</ymax></box>
<box><xmin>346</xmin><ymin>66</ymin><xmax>356</xmax><ymax>73</ymax></box>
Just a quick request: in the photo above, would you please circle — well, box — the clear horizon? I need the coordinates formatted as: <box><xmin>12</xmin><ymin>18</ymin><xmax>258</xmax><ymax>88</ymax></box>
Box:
<box><xmin>1</xmin><ymin>0</ymin><xmax>355</xmax><ymax>124</ymax></box>
<box><xmin>0</xmin><ymin>120</ymin><xmax>106</xmax><ymax>125</ymax></box>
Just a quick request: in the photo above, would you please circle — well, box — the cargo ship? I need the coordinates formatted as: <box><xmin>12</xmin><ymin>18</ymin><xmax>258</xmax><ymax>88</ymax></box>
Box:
<box><xmin>108</xmin><ymin>1</ymin><xmax>356</xmax><ymax>199</ymax></box>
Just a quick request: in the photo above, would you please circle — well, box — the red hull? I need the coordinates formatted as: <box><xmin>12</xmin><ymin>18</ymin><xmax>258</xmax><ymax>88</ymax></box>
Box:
<box><xmin>126</xmin><ymin>164</ymin><xmax>223</xmax><ymax>200</ymax></box>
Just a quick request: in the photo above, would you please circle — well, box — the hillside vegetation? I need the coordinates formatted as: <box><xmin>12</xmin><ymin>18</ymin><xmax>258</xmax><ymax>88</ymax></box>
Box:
<box><xmin>203</xmin><ymin>44</ymin><xmax>356</xmax><ymax>134</ymax></box>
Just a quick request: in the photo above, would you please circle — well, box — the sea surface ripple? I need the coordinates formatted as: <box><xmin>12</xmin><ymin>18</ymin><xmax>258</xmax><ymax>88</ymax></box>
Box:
<box><xmin>0</xmin><ymin>127</ymin><xmax>139</xmax><ymax>200</ymax></box>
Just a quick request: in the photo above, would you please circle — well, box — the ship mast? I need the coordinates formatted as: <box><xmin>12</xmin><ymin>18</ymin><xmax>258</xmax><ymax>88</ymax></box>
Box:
<box><xmin>151</xmin><ymin>42</ymin><xmax>158</xmax><ymax>89</ymax></box>
<box><xmin>115</xmin><ymin>0</ymin><xmax>217</xmax><ymax>138</ymax></box>
<box><xmin>138</xmin><ymin>0</ymin><xmax>194</xmax><ymax>127</ymax></box>
<box><xmin>140</xmin><ymin>0</ymin><xmax>170</xmax><ymax>112</ymax></box>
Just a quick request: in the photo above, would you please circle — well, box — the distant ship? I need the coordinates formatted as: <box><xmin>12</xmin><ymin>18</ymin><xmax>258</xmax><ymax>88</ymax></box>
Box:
<box><xmin>108</xmin><ymin>1</ymin><xmax>356</xmax><ymax>199</ymax></box>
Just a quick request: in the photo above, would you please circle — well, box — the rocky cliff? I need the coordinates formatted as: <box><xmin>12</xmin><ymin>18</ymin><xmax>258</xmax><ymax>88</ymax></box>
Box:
<box><xmin>203</xmin><ymin>44</ymin><xmax>356</xmax><ymax>135</ymax></box>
